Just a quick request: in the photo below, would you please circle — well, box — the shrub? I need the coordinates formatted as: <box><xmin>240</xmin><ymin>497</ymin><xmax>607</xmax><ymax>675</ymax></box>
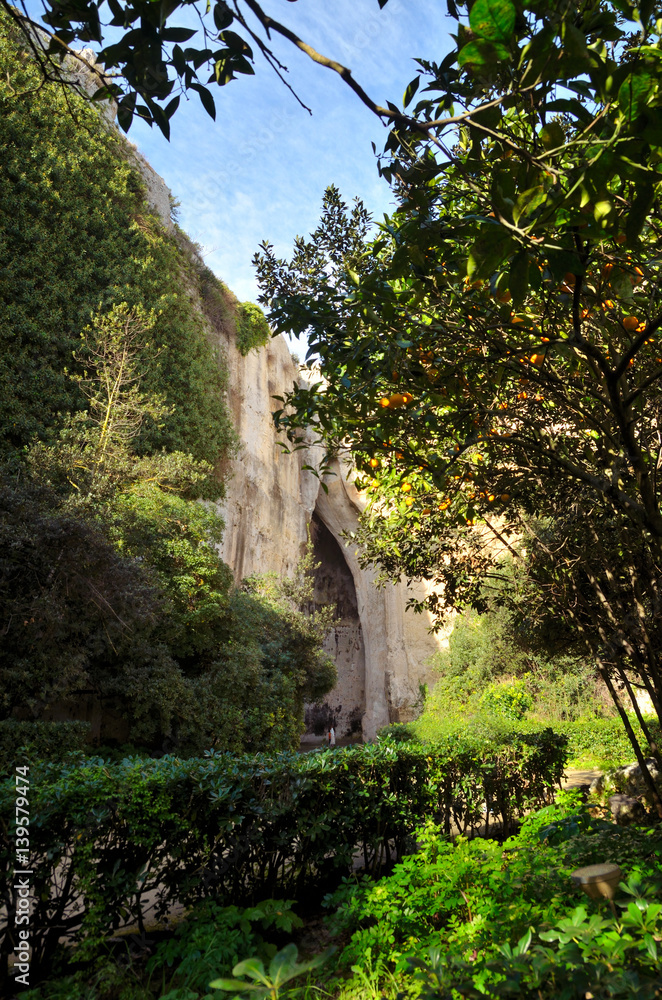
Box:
<box><xmin>0</xmin><ymin>13</ymin><xmax>235</xmax><ymax>473</ymax></box>
<box><xmin>479</xmin><ymin>677</ymin><xmax>533</xmax><ymax>720</ymax></box>
<box><xmin>0</xmin><ymin>734</ymin><xmax>566</xmax><ymax>988</ymax></box>
<box><xmin>554</xmin><ymin>716</ymin><xmax>662</xmax><ymax>769</ymax></box>
<box><xmin>235</xmin><ymin>303</ymin><xmax>270</xmax><ymax>355</ymax></box>
<box><xmin>0</xmin><ymin>720</ymin><xmax>90</xmax><ymax>776</ymax></box>
<box><xmin>330</xmin><ymin>791</ymin><xmax>662</xmax><ymax>996</ymax></box>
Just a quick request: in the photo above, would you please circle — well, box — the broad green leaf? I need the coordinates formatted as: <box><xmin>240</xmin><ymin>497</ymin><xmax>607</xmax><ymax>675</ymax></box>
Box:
<box><xmin>403</xmin><ymin>75</ymin><xmax>420</xmax><ymax>108</ymax></box>
<box><xmin>458</xmin><ymin>39</ymin><xmax>510</xmax><ymax>69</ymax></box>
<box><xmin>469</xmin><ymin>0</ymin><xmax>516</xmax><ymax>42</ymax></box>
<box><xmin>232</xmin><ymin>957</ymin><xmax>267</xmax><ymax>981</ymax></box>
<box><xmin>513</xmin><ymin>186</ymin><xmax>546</xmax><ymax>225</ymax></box>
<box><xmin>625</xmin><ymin>184</ymin><xmax>654</xmax><ymax>242</ymax></box>
<box><xmin>209</xmin><ymin>977</ymin><xmax>258</xmax><ymax>991</ymax></box>
<box><xmin>539</xmin><ymin>122</ymin><xmax>565</xmax><ymax>150</ymax></box>
<box><xmin>618</xmin><ymin>71</ymin><xmax>654</xmax><ymax>118</ymax></box>
<box><xmin>561</xmin><ymin>22</ymin><xmax>588</xmax><ymax>59</ymax></box>
<box><xmin>269</xmin><ymin>943</ymin><xmax>298</xmax><ymax>983</ymax></box>
<box><xmin>468</xmin><ymin>227</ymin><xmax>515</xmax><ymax>280</ymax></box>
<box><xmin>213</xmin><ymin>1</ymin><xmax>234</xmax><ymax>30</ymax></box>
<box><xmin>545</xmin><ymin>98</ymin><xmax>594</xmax><ymax>126</ymax></box>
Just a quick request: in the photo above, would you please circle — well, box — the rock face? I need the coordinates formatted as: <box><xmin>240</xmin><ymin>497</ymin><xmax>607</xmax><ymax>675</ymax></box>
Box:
<box><xmin>113</xmin><ymin>111</ymin><xmax>448</xmax><ymax>740</ymax></box>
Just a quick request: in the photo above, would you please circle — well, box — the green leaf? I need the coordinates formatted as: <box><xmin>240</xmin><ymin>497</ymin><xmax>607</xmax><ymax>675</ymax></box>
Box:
<box><xmin>162</xmin><ymin>27</ymin><xmax>197</xmax><ymax>42</ymax></box>
<box><xmin>191</xmin><ymin>83</ymin><xmax>217</xmax><ymax>118</ymax></box>
<box><xmin>468</xmin><ymin>227</ymin><xmax>515</xmax><ymax>280</ymax></box>
<box><xmin>469</xmin><ymin>0</ymin><xmax>516</xmax><ymax>42</ymax></box>
<box><xmin>208</xmin><ymin>977</ymin><xmax>257</xmax><ymax>992</ymax></box>
<box><xmin>213</xmin><ymin>1</ymin><xmax>234</xmax><ymax>30</ymax></box>
<box><xmin>618</xmin><ymin>71</ymin><xmax>654</xmax><ymax>118</ymax></box>
<box><xmin>403</xmin><ymin>76</ymin><xmax>420</xmax><ymax>108</ymax></box>
<box><xmin>458</xmin><ymin>39</ymin><xmax>510</xmax><ymax>69</ymax></box>
<box><xmin>269</xmin><ymin>943</ymin><xmax>298</xmax><ymax>983</ymax></box>
<box><xmin>232</xmin><ymin>958</ymin><xmax>267</xmax><ymax>982</ymax></box>
<box><xmin>513</xmin><ymin>186</ymin><xmax>546</xmax><ymax>225</ymax></box>
<box><xmin>545</xmin><ymin>98</ymin><xmax>593</xmax><ymax>126</ymax></box>
<box><xmin>539</xmin><ymin>122</ymin><xmax>565</xmax><ymax>150</ymax></box>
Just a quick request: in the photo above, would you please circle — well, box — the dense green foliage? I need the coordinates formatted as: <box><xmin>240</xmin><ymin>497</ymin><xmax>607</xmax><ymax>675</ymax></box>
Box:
<box><xmin>0</xmin><ymin>15</ymin><xmax>234</xmax><ymax>470</ymax></box>
<box><xmin>21</xmin><ymin>898</ymin><xmax>304</xmax><ymax>1000</ymax></box>
<box><xmin>412</xmin><ymin>602</ymin><xmax>661</xmax><ymax>768</ymax></box>
<box><xmin>0</xmin><ymin>472</ymin><xmax>335</xmax><ymax>755</ymax></box>
<box><xmin>0</xmin><ymin>735</ymin><xmax>566</xmax><ymax>986</ymax></box>
<box><xmin>0</xmin><ymin>720</ymin><xmax>90</xmax><ymax>775</ymax></box>
<box><xmin>425</xmin><ymin>603</ymin><xmax>610</xmax><ymax>724</ymax></box>
<box><xmin>15</xmin><ymin>790</ymin><xmax>662</xmax><ymax>1000</ymax></box>
<box><xmin>325</xmin><ymin>794</ymin><xmax>662</xmax><ymax>999</ymax></box>
<box><xmin>236</xmin><ymin>302</ymin><xmax>271</xmax><ymax>356</ymax></box>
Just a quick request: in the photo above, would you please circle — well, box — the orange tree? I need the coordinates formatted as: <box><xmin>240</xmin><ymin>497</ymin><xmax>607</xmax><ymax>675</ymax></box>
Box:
<box><xmin>255</xmin><ymin>0</ymin><xmax>662</xmax><ymax>809</ymax></box>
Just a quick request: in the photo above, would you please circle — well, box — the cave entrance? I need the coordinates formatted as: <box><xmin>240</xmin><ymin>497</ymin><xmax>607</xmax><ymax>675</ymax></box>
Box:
<box><xmin>304</xmin><ymin>509</ymin><xmax>366</xmax><ymax>739</ymax></box>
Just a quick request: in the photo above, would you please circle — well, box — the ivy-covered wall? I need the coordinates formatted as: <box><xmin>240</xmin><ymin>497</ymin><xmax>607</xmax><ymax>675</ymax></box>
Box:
<box><xmin>0</xmin><ymin>19</ymin><xmax>234</xmax><ymax>473</ymax></box>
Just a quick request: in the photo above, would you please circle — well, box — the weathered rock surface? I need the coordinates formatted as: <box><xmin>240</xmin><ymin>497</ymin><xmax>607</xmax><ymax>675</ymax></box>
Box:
<box><xmin>608</xmin><ymin>793</ymin><xmax>647</xmax><ymax>825</ymax></box>
<box><xmin>213</xmin><ymin>325</ymin><xmax>448</xmax><ymax>738</ymax></box>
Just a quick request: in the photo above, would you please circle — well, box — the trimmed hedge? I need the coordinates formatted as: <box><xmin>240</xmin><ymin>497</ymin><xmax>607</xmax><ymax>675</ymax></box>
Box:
<box><xmin>0</xmin><ymin>732</ymin><xmax>566</xmax><ymax>987</ymax></box>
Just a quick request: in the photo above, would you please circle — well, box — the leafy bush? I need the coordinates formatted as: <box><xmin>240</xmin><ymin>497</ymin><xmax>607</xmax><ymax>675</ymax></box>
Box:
<box><xmin>0</xmin><ymin>477</ymin><xmax>334</xmax><ymax>756</ymax></box>
<box><xmin>553</xmin><ymin>717</ymin><xmax>662</xmax><ymax>769</ymax></box>
<box><xmin>0</xmin><ymin>734</ymin><xmax>566</xmax><ymax>988</ymax></box>
<box><xmin>235</xmin><ymin>303</ymin><xmax>271</xmax><ymax>355</ymax></box>
<box><xmin>147</xmin><ymin>899</ymin><xmax>303</xmax><ymax>998</ymax></box>
<box><xmin>328</xmin><ymin>792</ymin><xmax>662</xmax><ymax>997</ymax></box>
<box><xmin>0</xmin><ymin>14</ymin><xmax>235</xmax><ymax>472</ymax></box>
<box><xmin>0</xmin><ymin>720</ymin><xmax>90</xmax><ymax>776</ymax></box>
<box><xmin>377</xmin><ymin>723</ymin><xmax>418</xmax><ymax>743</ymax></box>
<box><xmin>479</xmin><ymin>678</ymin><xmax>533</xmax><ymax>720</ymax></box>
<box><xmin>409</xmin><ymin>889</ymin><xmax>662</xmax><ymax>999</ymax></box>
<box><xmin>423</xmin><ymin>605</ymin><xmax>611</xmax><ymax>726</ymax></box>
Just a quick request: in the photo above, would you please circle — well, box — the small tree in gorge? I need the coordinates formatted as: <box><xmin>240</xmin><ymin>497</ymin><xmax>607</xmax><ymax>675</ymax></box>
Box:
<box><xmin>255</xmin><ymin>0</ymin><xmax>662</xmax><ymax>811</ymax></box>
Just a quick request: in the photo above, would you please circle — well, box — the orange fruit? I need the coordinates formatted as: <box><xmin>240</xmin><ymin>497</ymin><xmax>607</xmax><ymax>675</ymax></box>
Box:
<box><xmin>401</xmin><ymin>482</ymin><xmax>412</xmax><ymax>492</ymax></box>
<box><xmin>405</xmin><ymin>497</ymin><xmax>414</xmax><ymax>506</ymax></box>
<box><xmin>500</xmin><ymin>493</ymin><xmax>510</xmax><ymax>501</ymax></box>
<box><xmin>623</xmin><ymin>316</ymin><xmax>639</xmax><ymax>331</ymax></box>
<box><xmin>379</xmin><ymin>397</ymin><xmax>390</xmax><ymax>408</ymax></box>
<box><xmin>369</xmin><ymin>458</ymin><xmax>380</xmax><ymax>468</ymax></box>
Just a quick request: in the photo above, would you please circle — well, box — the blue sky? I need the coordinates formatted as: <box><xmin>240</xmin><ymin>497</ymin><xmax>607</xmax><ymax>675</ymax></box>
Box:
<box><xmin>120</xmin><ymin>1</ymin><xmax>454</xmax><ymax>308</ymax></box>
